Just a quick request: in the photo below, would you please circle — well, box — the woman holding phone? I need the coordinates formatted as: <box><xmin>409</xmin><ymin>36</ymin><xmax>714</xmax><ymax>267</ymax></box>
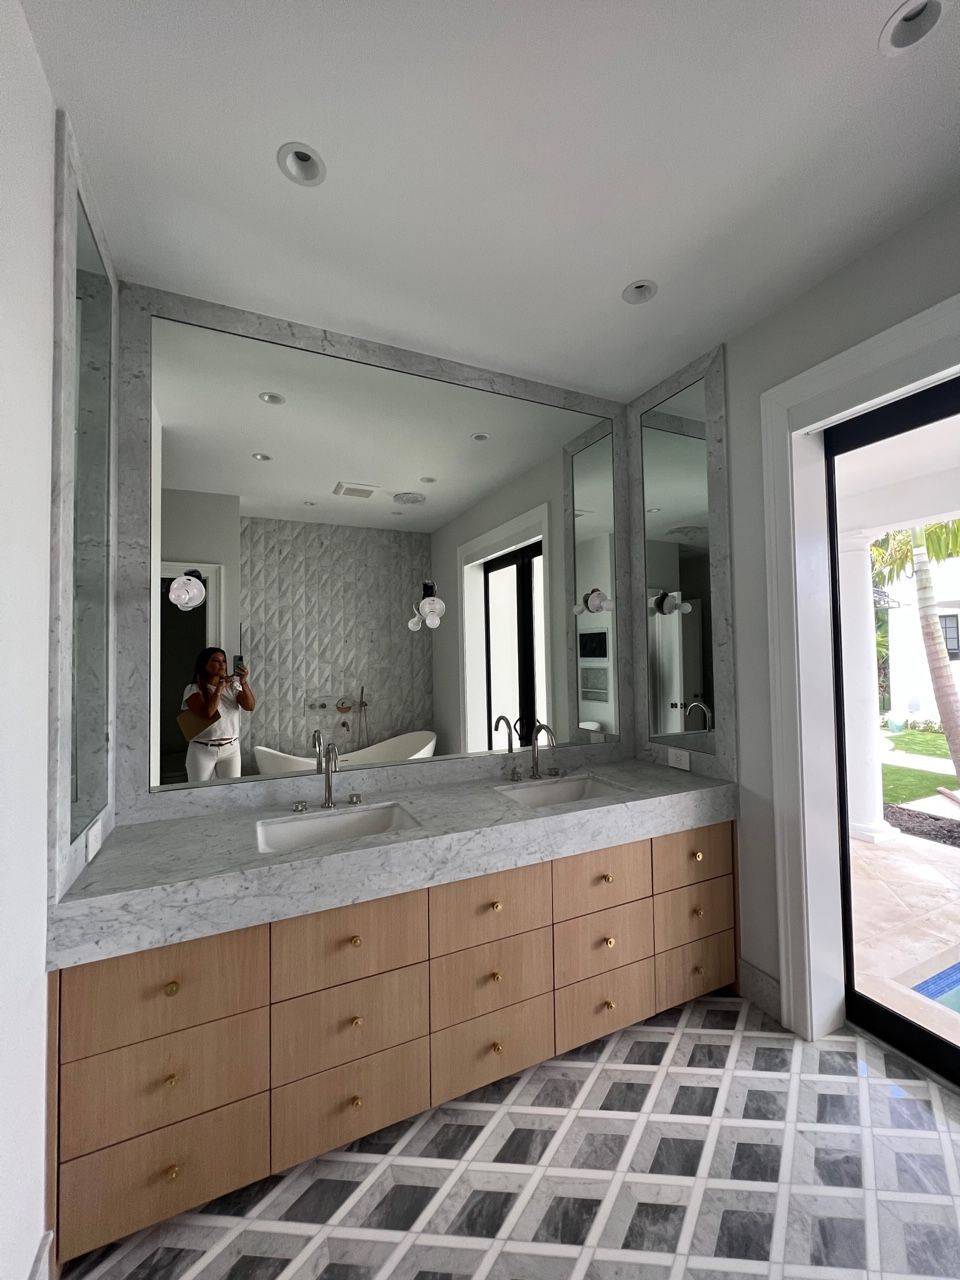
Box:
<box><xmin>182</xmin><ymin>647</ymin><xmax>256</xmax><ymax>782</ymax></box>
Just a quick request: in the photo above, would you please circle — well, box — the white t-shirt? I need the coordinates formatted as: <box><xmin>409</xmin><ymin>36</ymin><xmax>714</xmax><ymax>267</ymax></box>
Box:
<box><xmin>181</xmin><ymin>678</ymin><xmax>242</xmax><ymax>743</ymax></box>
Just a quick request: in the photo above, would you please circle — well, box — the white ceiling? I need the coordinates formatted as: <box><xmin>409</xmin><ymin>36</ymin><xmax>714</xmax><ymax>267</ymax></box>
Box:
<box><xmin>153</xmin><ymin>318</ymin><xmax>601</xmax><ymax>531</ymax></box>
<box><xmin>23</xmin><ymin>1</ymin><xmax>960</xmax><ymax>401</ymax></box>
<box><xmin>641</xmin><ymin>427</ymin><xmax>708</xmax><ymax>546</ymax></box>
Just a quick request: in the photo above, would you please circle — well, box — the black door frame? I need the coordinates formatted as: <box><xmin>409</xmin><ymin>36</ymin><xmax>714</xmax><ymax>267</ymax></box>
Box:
<box><xmin>483</xmin><ymin>540</ymin><xmax>543</xmax><ymax>749</ymax></box>
<box><xmin>824</xmin><ymin>375</ymin><xmax>960</xmax><ymax>1079</ymax></box>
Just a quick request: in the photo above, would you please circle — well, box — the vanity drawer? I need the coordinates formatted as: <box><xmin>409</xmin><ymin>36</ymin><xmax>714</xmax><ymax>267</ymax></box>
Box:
<box><xmin>552</xmin><ymin>840</ymin><xmax>652</xmax><ymax>922</ymax></box>
<box><xmin>555</xmin><ymin>958</ymin><xmax>656</xmax><ymax>1055</ymax></box>
<box><xmin>429</xmin><ymin>927</ymin><xmax>553</xmax><ymax>1031</ymax></box>
<box><xmin>60</xmin><ymin>926</ymin><xmax>269</xmax><ymax>1062</ymax></box>
<box><xmin>429</xmin><ymin>864</ymin><xmax>552</xmax><ymax>956</ymax></box>
<box><xmin>655</xmin><ymin>929</ymin><xmax>736</xmax><ymax>1009</ymax></box>
<box><xmin>271</xmin><ymin>890</ymin><xmax>428</xmax><ymax>1001</ymax></box>
<box><xmin>271</xmin><ymin>1037</ymin><xmax>430</xmax><ymax>1172</ymax></box>
<box><xmin>271</xmin><ymin>963</ymin><xmax>429</xmax><ymax>1085</ymax></box>
<box><xmin>58</xmin><ymin>1093</ymin><xmax>269</xmax><ymax>1262</ymax></box>
<box><xmin>553</xmin><ymin>899</ymin><xmax>654</xmax><ymax>988</ymax></box>
<box><xmin>651</xmin><ymin>823</ymin><xmax>733</xmax><ymax>894</ymax></box>
<box><xmin>430</xmin><ymin>992</ymin><xmax>555</xmax><ymax>1105</ymax></box>
<box><xmin>653</xmin><ymin>875</ymin><xmax>734</xmax><ymax>952</ymax></box>
<box><xmin>60</xmin><ymin>1008</ymin><xmax>269</xmax><ymax>1161</ymax></box>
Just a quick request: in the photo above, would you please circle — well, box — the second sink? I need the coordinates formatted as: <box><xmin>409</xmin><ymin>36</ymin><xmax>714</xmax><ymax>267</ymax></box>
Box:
<box><xmin>256</xmin><ymin>802</ymin><xmax>420</xmax><ymax>855</ymax></box>
<box><xmin>497</xmin><ymin>774</ymin><xmax>630</xmax><ymax>809</ymax></box>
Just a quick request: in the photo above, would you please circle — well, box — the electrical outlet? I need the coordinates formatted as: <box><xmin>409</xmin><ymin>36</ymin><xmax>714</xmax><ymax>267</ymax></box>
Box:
<box><xmin>667</xmin><ymin>747</ymin><xmax>691</xmax><ymax>771</ymax></box>
<box><xmin>86</xmin><ymin>818</ymin><xmax>103</xmax><ymax>861</ymax></box>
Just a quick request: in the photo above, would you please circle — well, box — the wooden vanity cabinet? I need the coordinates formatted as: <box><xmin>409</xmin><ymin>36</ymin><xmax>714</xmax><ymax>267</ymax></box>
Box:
<box><xmin>54</xmin><ymin>821</ymin><xmax>736</xmax><ymax>1262</ymax></box>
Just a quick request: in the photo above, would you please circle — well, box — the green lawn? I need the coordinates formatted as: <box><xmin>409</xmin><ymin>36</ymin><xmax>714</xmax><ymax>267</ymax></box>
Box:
<box><xmin>889</xmin><ymin>729</ymin><xmax>951</xmax><ymax>759</ymax></box>
<box><xmin>882</xmin><ymin>763</ymin><xmax>959</xmax><ymax>805</ymax></box>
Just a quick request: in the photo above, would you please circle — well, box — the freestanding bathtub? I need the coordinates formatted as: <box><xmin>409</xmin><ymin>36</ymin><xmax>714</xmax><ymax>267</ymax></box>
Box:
<box><xmin>254</xmin><ymin>731</ymin><xmax>437</xmax><ymax>777</ymax></box>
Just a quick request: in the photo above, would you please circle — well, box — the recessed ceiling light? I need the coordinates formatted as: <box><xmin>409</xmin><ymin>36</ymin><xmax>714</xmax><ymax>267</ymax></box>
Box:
<box><xmin>621</xmin><ymin>279</ymin><xmax>658</xmax><ymax>304</ymax></box>
<box><xmin>471</xmin><ymin>432</ymin><xmax>490</xmax><ymax>442</ymax></box>
<box><xmin>879</xmin><ymin>0</ymin><xmax>947</xmax><ymax>52</ymax></box>
<box><xmin>251</xmin><ymin>452</ymin><xmax>272</xmax><ymax>462</ymax></box>
<box><xmin>277</xmin><ymin>141</ymin><xmax>326</xmax><ymax>187</ymax></box>
<box><xmin>259</xmin><ymin>391</ymin><xmax>285</xmax><ymax>405</ymax></box>
<box><xmin>303</xmin><ymin>500</ymin><xmax>317</xmax><ymax>506</ymax></box>
<box><xmin>393</xmin><ymin>491</ymin><xmax>426</xmax><ymax>505</ymax></box>
<box><xmin>419</xmin><ymin>476</ymin><xmax>437</xmax><ymax>483</ymax></box>
<box><xmin>391</xmin><ymin>511</ymin><xmax>404</xmax><ymax>517</ymax></box>
<box><xmin>647</xmin><ymin>507</ymin><xmax>661</xmax><ymax>513</ymax></box>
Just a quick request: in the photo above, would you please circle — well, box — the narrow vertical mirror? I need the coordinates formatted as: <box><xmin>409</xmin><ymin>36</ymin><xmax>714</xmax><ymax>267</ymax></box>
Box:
<box><xmin>71</xmin><ymin>202</ymin><xmax>112</xmax><ymax>836</ymax></box>
<box><xmin>641</xmin><ymin>378</ymin><xmax>715</xmax><ymax>751</ymax></box>
<box><xmin>572</xmin><ymin>432</ymin><xmax>618</xmax><ymax>737</ymax></box>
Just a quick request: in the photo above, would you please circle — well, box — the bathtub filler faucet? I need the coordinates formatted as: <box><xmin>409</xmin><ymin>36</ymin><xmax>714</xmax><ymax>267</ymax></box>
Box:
<box><xmin>312</xmin><ymin>728</ymin><xmax>324</xmax><ymax>773</ymax></box>
<box><xmin>493</xmin><ymin>714</ymin><xmax>514</xmax><ymax>753</ymax></box>
<box><xmin>321</xmin><ymin>741</ymin><xmax>340</xmax><ymax>808</ymax></box>
<box><xmin>530</xmin><ymin>721</ymin><xmax>557</xmax><ymax>779</ymax></box>
<box><xmin>685</xmin><ymin>700</ymin><xmax>713</xmax><ymax>731</ymax></box>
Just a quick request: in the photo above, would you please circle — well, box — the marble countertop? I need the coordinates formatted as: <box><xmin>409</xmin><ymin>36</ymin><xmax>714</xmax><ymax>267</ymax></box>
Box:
<box><xmin>48</xmin><ymin>760</ymin><xmax>737</xmax><ymax>969</ymax></box>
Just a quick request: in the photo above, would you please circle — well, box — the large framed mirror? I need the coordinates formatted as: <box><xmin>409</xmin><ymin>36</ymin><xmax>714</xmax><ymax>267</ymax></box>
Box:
<box><xmin>120</xmin><ymin>299</ymin><xmax>630</xmax><ymax>803</ymax></box>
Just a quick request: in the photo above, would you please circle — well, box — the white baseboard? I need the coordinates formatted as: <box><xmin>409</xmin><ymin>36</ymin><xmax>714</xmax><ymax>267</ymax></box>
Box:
<box><xmin>738</xmin><ymin>957</ymin><xmax>782</xmax><ymax>1023</ymax></box>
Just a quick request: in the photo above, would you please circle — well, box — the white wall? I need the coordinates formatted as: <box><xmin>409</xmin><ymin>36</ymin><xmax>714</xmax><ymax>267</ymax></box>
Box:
<box><xmin>161</xmin><ymin>487</ymin><xmax>241</xmax><ymax>654</ymax></box>
<box><xmin>727</xmin><ymin>189</ymin><xmax>960</xmax><ymax>986</ymax></box>
<box><xmin>0</xmin><ymin>0</ymin><xmax>55</xmax><ymax>1272</ymax></box>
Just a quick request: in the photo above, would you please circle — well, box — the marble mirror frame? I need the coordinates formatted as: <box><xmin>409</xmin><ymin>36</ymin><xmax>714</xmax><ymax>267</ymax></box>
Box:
<box><xmin>49</xmin><ymin>110</ymin><xmax>120</xmax><ymax>900</ymax></box>
<box><xmin>115</xmin><ymin>284</ymin><xmax>635</xmax><ymax>823</ymax></box>
<box><xmin>628</xmin><ymin>346</ymin><xmax>738</xmax><ymax>780</ymax></box>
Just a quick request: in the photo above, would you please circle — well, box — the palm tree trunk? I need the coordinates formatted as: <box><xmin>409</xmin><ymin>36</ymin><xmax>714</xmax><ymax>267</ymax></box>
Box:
<box><xmin>912</xmin><ymin>528</ymin><xmax>960</xmax><ymax>777</ymax></box>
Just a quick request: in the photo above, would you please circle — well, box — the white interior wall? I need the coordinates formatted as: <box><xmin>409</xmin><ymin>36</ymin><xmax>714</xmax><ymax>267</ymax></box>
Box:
<box><xmin>0</xmin><ymin>1</ymin><xmax>55</xmax><ymax>1272</ymax></box>
<box><xmin>160</xmin><ymin>487</ymin><xmax>241</xmax><ymax>655</ymax></box>
<box><xmin>728</xmin><ymin>188</ymin><xmax>960</xmax><ymax>989</ymax></box>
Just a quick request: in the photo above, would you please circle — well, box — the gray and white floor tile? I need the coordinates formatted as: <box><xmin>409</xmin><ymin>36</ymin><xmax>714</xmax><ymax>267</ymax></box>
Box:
<box><xmin>64</xmin><ymin>997</ymin><xmax>960</xmax><ymax>1280</ymax></box>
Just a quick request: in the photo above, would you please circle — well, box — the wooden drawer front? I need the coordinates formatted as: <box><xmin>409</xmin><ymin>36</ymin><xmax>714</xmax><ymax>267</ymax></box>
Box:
<box><xmin>430</xmin><ymin>927</ymin><xmax>553</xmax><ymax>1031</ymax></box>
<box><xmin>552</xmin><ymin>841</ymin><xmax>652</xmax><ymax>922</ymax></box>
<box><xmin>652</xmin><ymin>823</ymin><xmax>733</xmax><ymax>894</ymax></box>
<box><xmin>58</xmin><ymin>1094</ymin><xmax>269</xmax><ymax>1262</ymax></box>
<box><xmin>430</xmin><ymin>993</ymin><xmax>555</xmax><ymax>1105</ymax></box>
<box><xmin>272</xmin><ymin>963</ymin><xmax>429</xmax><ymax>1086</ymax></box>
<box><xmin>429</xmin><ymin>864</ymin><xmax>552</xmax><ymax>956</ymax></box>
<box><xmin>60</xmin><ymin>1008</ymin><xmax>268</xmax><ymax>1161</ymax></box>
<box><xmin>555</xmin><ymin>959</ymin><xmax>656</xmax><ymax>1055</ymax></box>
<box><xmin>653</xmin><ymin>875</ymin><xmax>734</xmax><ymax>953</ymax></box>
<box><xmin>553</xmin><ymin>899</ymin><xmax>654</xmax><ymax>988</ymax></box>
<box><xmin>271</xmin><ymin>1037</ymin><xmax>429</xmax><ymax>1172</ymax></box>
<box><xmin>271</xmin><ymin>890</ymin><xmax>428</xmax><ymax>1001</ymax></box>
<box><xmin>655</xmin><ymin>930</ymin><xmax>736</xmax><ymax>1010</ymax></box>
<box><xmin>60</xmin><ymin>927</ymin><xmax>269</xmax><ymax>1062</ymax></box>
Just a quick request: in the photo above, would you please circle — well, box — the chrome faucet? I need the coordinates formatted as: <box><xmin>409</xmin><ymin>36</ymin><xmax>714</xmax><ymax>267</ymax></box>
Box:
<box><xmin>493</xmin><ymin>714</ymin><xmax>515</xmax><ymax>753</ymax></box>
<box><xmin>312</xmin><ymin>729</ymin><xmax>324</xmax><ymax>773</ymax></box>
<box><xmin>685</xmin><ymin>700</ymin><xmax>713</xmax><ymax>731</ymax></box>
<box><xmin>321</xmin><ymin>741</ymin><xmax>340</xmax><ymax>808</ymax></box>
<box><xmin>530</xmin><ymin>721</ymin><xmax>557</xmax><ymax>779</ymax></box>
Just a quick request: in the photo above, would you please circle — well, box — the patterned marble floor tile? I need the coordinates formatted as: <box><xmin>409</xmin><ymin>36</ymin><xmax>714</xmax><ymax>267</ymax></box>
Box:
<box><xmin>648</xmin><ymin>1072</ymin><xmax>723</xmax><ymax>1118</ymax></box>
<box><xmin>581</xmin><ymin>1068</ymin><xmax>659</xmax><ymax>1114</ymax></box>
<box><xmin>286</xmin><ymin>1235</ymin><xmax>398</xmax><ymax>1280</ymax></box>
<box><xmin>512</xmin><ymin>1065</ymin><xmax>593</xmax><ymax>1109</ymax></box>
<box><xmin>255</xmin><ymin>1158</ymin><xmax>375</xmax><ymax>1225</ymax></box>
<box><xmin>586</xmin><ymin>1261</ymin><xmax>673</xmax><ymax>1280</ymax></box>
<box><xmin>689</xmin><ymin>1189</ymin><xmax>779</xmax><ymax>1262</ymax></box>
<box><xmin>471</xmin><ymin>1110</ymin><xmax>565</xmax><ymax>1166</ymax></box>
<box><xmin>509</xmin><ymin>1173</ymin><xmax>615</xmax><ymax>1247</ymax></box>
<box><xmin>790</xmin><ymin>1127</ymin><xmax>865</xmax><ymax>1189</ymax></box>
<box><xmin>546</xmin><ymin>1115</ymin><xmax>637</xmax><ymax>1171</ymax></box>
<box><xmin>795</xmin><ymin>1080</ymin><xmax>862</xmax><ymax>1128</ymax></box>
<box><xmin>723</xmin><ymin>1074</ymin><xmax>791</xmax><ymax>1122</ymax></box>
<box><xmin>605</xmin><ymin>1029</ymin><xmax>677</xmax><ymax>1069</ymax></box>
<box><xmin>629</xmin><ymin>1118</ymin><xmax>710</xmax><ymax>1178</ymax></box>
<box><xmin>684</xmin><ymin>1000</ymin><xmax>744</xmax><ymax>1032</ymax></box>
<box><xmin>708</xmin><ymin>1125</ymin><xmax>784</xmax><ymax>1184</ymax></box>
<box><xmin>872</xmin><ymin>1131</ymin><xmax>952</xmax><ymax>1193</ymax></box>
<box><xmin>486</xmin><ymin>1246</ymin><xmax>582</xmax><ymax>1279</ymax></box>
<box><xmin>868</xmin><ymin>1081</ymin><xmax>937</xmax><ymax>1130</ymax></box>
<box><xmin>781</xmin><ymin>1192</ymin><xmax>867</xmax><ymax>1271</ymax></box>
<box><xmin>670</xmin><ymin>1033</ymin><xmax>735</xmax><ymax>1072</ymax></box>
<box><xmin>191</xmin><ymin>1229</ymin><xmax>313</xmax><ymax>1280</ymax></box>
<box><xmin>597</xmin><ymin>1182</ymin><xmax>692</xmax><ymax>1253</ymax></box>
<box><xmin>421</xmin><ymin>1167</ymin><xmax>533</xmax><ymax>1240</ymax></box>
<box><xmin>400</xmin><ymin>1107</ymin><xmax>496</xmax><ymax>1161</ymax></box>
<box><xmin>378</xmin><ymin>1239</ymin><xmax>489</xmax><ymax>1280</ymax></box>
<box><xmin>877</xmin><ymin>1196</ymin><xmax>960</xmax><ymax>1276</ymax></box>
<box><xmin>733</xmin><ymin>1039</ymin><xmax>797</xmax><ymax>1074</ymax></box>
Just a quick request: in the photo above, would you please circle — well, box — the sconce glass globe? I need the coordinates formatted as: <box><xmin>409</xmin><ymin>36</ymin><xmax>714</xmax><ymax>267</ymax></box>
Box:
<box><xmin>168</xmin><ymin>573</ymin><xmax>206</xmax><ymax>611</ymax></box>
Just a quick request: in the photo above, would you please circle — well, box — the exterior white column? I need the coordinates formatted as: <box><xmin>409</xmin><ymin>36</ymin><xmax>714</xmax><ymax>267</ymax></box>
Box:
<box><xmin>838</xmin><ymin>532</ymin><xmax>896</xmax><ymax>843</ymax></box>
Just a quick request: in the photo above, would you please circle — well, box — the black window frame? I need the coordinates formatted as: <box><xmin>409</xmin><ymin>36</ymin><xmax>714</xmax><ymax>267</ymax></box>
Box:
<box><xmin>483</xmin><ymin>540</ymin><xmax>543</xmax><ymax>749</ymax></box>
<box><xmin>940</xmin><ymin>613</ymin><xmax>960</xmax><ymax>659</ymax></box>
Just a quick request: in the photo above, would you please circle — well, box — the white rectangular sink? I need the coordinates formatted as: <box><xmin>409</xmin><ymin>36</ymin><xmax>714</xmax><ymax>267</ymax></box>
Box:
<box><xmin>256</xmin><ymin>802</ymin><xmax>420</xmax><ymax>855</ymax></box>
<box><xmin>497</xmin><ymin>774</ymin><xmax>630</xmax><ymax>810</ymax></box>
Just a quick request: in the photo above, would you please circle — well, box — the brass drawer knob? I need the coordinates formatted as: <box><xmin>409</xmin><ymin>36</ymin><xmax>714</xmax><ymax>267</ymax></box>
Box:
<box><xmin>604</xmin><ymin>936</ymin><xmax>616</xmax><ymax>948</ymax></box>
<box><xmin>164</xmin><ymin>1164</ymin><xmax>180</xmax><ymax>1182</ymax></box>
<box><xmin>163</xmin><ymin>980</ymin><xmax>180</xmax><ymax>997</ymax></box>
<box><xmin>604</xmin><ymin>999</ymin><xmax>616</xmax><ymax>1011</ymax></box>
<box><xmin>351</xmin><ymin>1016</ymin><xmax>364</xmax><ymax>1028</ymax></box>
<box><xmin>491</xmin><ymin>900</ymin><xmax>503</xmax><ymax>912</ymax></box>
<box><xmin>350</xmin><ymin>935</ymin><xmax>363</xmax><ymax>947</ymax></box>
<box><xmin>601</xmin><ymin>873</ymin><xmax>614</xmax><ymax>884</ymax></box>
<box><xmin>491</xmin><ymin>1041</ymin><xmax>504</xmax><ymax>1054</ymax></box>
<box><xmin>164</xmin><ymin>1073</ymin><xmax>179</xmax><ymax>1088</ymax></box>
<box><xmin>351</xmin><ymin>1095</ymin><xmax>363</xmax><ymax>1109</ymax></box>
<box><xmin>491</xmin><ymin>971</ymin><xmax>503</xmax><ymax>983</ymax></box>
<box><xmin>693</xmin><ymin>850</ymin><xmax>704</xmax><ymax>861</ymax></box>
<box><xmin>694</xmin><ymin>965</ymin><xmax>705</xmax><ymax>976</ymax></box>
<box><xmin>694</xmin><ymin>908</ymin><xmax>705</xmax><ymax>918</ymax></box>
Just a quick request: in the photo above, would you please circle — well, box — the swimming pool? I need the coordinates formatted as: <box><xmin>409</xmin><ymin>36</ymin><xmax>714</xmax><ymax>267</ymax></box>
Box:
<box><xmin>914</xmin><ymin>960</ymin><xmax>960</xmax><ymax>1012</ymax></box>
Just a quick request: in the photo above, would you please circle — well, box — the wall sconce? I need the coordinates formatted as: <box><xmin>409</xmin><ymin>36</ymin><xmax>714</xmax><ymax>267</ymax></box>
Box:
<box><xmin>408</xmin><ymin>580</ymin><xmax>446</xmax><ymax>632</ymax></box>
<box><xmin>573</xmin><ymin>587</ymin><xmax>614</xmax><ymax>616</ymax></box>
<box><xmin>168</xmin><ymin>570</ymin><xmax>206</xmax><ymax>612</ymax></box>
<box><xmin>651</xmin><ymin>589</ymin><xmax>692</xmax><ymax>616</ymax></box>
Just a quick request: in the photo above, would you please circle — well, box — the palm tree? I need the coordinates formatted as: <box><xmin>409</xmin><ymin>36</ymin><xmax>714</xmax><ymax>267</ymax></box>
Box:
<box><xmin>872</xmin><ymin>521</ymin><xmax>960</xmax><ymax>777</ymax></box>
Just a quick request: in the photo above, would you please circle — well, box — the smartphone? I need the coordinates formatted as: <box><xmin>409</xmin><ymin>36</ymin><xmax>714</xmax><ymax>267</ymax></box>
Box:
<box><xmin>232</xmin><ymin>654</ymin><xmax>243</xmax><ymax>674</ymax></box>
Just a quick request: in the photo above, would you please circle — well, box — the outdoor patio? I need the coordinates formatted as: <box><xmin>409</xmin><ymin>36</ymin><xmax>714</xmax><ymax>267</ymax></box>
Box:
<box><xmin>852</xmin><ymin>829</ymin><xmax>960</xmax><ymax>1047</ymax></box>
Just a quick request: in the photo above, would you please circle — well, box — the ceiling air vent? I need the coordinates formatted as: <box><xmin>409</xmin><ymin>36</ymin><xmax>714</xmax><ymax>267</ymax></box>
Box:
<box><xmin>333</xmin><ymin>481</ymin><xmax>377</xmax><ymax>500</ymax></box>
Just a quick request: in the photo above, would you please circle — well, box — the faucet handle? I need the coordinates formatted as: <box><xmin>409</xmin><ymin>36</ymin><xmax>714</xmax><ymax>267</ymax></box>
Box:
<box><xmin>292</xmin><ymin>799</ymin><xmax>308</xmax><ymax>813</ymax></box>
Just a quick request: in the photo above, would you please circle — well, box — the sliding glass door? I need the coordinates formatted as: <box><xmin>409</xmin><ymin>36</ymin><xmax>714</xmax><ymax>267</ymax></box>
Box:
<box><xmin>484</xmin><ymin>541</ymin><xmax>545</xmax><ymax>749</ymax></box>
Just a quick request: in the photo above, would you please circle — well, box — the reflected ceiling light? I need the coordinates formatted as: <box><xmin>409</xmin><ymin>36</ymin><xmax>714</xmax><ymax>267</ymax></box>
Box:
<box><xmin>419</xmin><ymin>476</ymin><xmax>437</xmax><ymax>484</ymax></box>
<box><xmin>646</xmin><ymin>506</ymin><xmax>661</xmax><ymax>513</ymax></box>
<box><xmin>408</xmin><ymin>581</ymin><xmax>446</xmax><ymax>632</ymax></box>
<box><xmin>168</xmin><ymin>570</ymin><xmax>206</xmax><ymax>612</ymax></box>
<box><xmin>259</xmin><ymin>391</ymin><xmax>285</xmax><ymax>405</ymax></box>
<box><xmin>393</xmin><ymin>491</ymin><xmax>426</xmax><ymax>505</ymax></box>
<box><xmin>573</xmin><ymin>587</ymin><xmax>614</xmax><ymax>616</ymax></box>
<box><xmin>251</xmin><ymin>452</ymin><xmax>273</xmax><ymax>461</ymax></box>
<box><xmin>879</xmin><ymin>0</ymin><xmax>948</xmax><ymax>53</ymax></box>
<box><xmin>303</xmin><ymin>500</ymin><xmax>317</xmax><ymax>506</ymax></box>
<box><xmin>276</xmin><ymin>141</ymin><xmax>326</xmax><ymax>186</ymax></box>
<box><xmin>621</xmin><ymin>279</ymin><xmax>658</xmax><ymax>304</ymax></box>
<box><xmin>471</xmin><ymin>432</ymin><xmax>490</xmax><ymax>442</ymax></box>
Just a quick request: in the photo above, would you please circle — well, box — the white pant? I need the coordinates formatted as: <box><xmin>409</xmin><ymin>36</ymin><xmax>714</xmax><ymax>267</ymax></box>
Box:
<box><xmin>186</xmin><ymin>739</ymin><xmax>242</xmax><ymax>782</ymax></box>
